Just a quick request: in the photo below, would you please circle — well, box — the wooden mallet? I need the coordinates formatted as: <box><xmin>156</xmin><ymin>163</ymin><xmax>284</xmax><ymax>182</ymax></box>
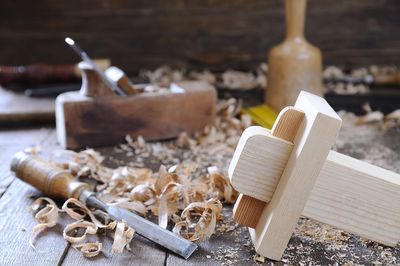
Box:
<box><xmin>229</xmin><ymin>91</ymin><xmax>400</xmax><ymax>260</ymax></box>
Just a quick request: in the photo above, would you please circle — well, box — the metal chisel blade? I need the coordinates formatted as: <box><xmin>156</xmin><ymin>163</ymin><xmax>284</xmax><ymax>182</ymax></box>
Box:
<box><xmin>85</xmin><ymin>194</ymin><xmax>197</xmax><ymax>259</ymax></box>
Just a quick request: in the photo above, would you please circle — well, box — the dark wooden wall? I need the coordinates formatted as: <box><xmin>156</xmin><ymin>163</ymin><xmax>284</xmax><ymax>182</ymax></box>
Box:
<box><xmin>1</xmin><ymin>0</ymin><xmax>399</xmax><ymax>74</ymax></box>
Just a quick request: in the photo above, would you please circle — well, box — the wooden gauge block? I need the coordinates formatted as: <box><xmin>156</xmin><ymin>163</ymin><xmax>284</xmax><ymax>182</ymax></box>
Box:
<box><xmin>229</xmin><ymin>91</ymin><xmax>400</xmax><ymax>260</ymax></box>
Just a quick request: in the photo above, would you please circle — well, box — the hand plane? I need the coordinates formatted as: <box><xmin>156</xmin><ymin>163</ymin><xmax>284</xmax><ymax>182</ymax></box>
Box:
<box><xmin>56</xmin><ymin>63</ymin><xmax>216</xmax><ymax>149</ymax></box>
<box><xmin>56</xmin><ymin>38</ymin><xmax>216</xmax><ymax>149</ymax></box>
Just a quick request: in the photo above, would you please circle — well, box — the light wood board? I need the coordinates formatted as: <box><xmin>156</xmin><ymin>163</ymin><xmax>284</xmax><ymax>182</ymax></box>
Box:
<box><xmin>249</xmin><ymin>91</ymin><xmax>342</xmax><ymax>260</ymax></box>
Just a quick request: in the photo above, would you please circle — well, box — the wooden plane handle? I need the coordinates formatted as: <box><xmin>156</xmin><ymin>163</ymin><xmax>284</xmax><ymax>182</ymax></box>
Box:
<box><xmin>232</xmin><ymin>107</ymin><xmax>304</xmax><ymax>228</ymax></box>
<box><xmin>79</xmin><ymin>62</ymin><xmax>116</xmax><ymax>97</ymax></box>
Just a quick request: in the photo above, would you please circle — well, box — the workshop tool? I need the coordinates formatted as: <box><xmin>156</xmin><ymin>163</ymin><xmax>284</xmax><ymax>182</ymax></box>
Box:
<box><xmin>65</xmin><ymin>37</ymin><xmax>126</xmax><ymax>96</ymax></box>
<box><xmin>265</xmin><ymin>0</ymin><xmax>323</xmax><ymax>111</ymax></box>
<box><xmin>0</xmin><ymin>59</ymin><xmax>110</xmax><ymax>87</ymax></box>
<box><xmin>10</xmin><ymin>152</ymin><xmax>197</xmax><ymax>259</ymax></box>
<box><xmin>229</xmin><ymin>91</ymin><xmax>400</xmax><ymax>260</ymax></box>
<box><xmin>56</xmin><ymin>60</ymin><xmax>216</xmax><ymax>149</ymax></box>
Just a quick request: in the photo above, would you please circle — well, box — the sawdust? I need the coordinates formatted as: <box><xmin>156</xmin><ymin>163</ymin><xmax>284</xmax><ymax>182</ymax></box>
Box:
<box><xmin>25</xmin><ymin>94</ymin><xmax>400</xmax><ymax>263</ymax></box>
<box><xmin>140</xmin><ymin>64</ymin><xmax>395</xmax><ymax>94</ymax></box>
<box><xmin>28</xmin><ymin>97</ymin><xmax>246</xmax><ymax>258</ymax></box>
<box><xmin>139</xmin><ymin>64</ymin><xmax>267</xmax><ymax>90</ymax></box>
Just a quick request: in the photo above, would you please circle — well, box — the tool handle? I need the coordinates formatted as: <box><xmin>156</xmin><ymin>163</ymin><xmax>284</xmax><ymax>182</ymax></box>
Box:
<box><xmin>10</xmin><ymin>152</ymin><xmax>89</xmax><ymax>199</ymax></box>
<box><xmin>373</xmin><ymin>71</ymin><xmax>400</xmax><ymax>86</ymax></box>
<box><xmin>0</xmin><ymin>64</ymin><xmax>77</xmax><ymax>85</ymax></box>
<box><xmin>0</xmin><ymin>59</ymin><xmax>110</xmax><ymax>86</ymax></box>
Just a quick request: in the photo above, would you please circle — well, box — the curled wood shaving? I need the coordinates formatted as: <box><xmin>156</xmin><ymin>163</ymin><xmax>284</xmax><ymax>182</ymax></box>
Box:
<box><xmin>173</xmin><ymin>198</ymin><xmax>222</xmax><ymax>241</ymax></box>
<box><xmin>158</xmin><ymin>182</ymin><xmax>183</xmax><ymax>229</ymax></box>
<box><xmin>73</xmin><ymin>242</ymin><xmax>103</xmax><ymax>258</ymax></box>
<box><xmin>357</xmin><ymin>111</ymin><xmax>384</xmax><ymax>124</ymax></box>
<box><xmin>29</xmin><ymin>197</ymin><xmax>59</xmax><ymax>248</ymax></box>
<box><xmin>28</xmin><ymin>96</ymin><xmax>244</xmax><ymax>258</ymax></box>
<box><xmin>112</xmin><ymin>221</ymin><xmax>135</xmax><ymax>253</ymax></box>
<box><xmin>62</xmin><ymin>198</ymin><xmax>106</xmax><ymax>228</ymax></box>
<box><xmin>207</xmin><ymin>166</ymin><xmax>238</xmax><ymax>204</ymax></box>
<box><xmin>63</xmin><ymin>220</ymin><xmax>98</xmax><ymax>243</ymax></box>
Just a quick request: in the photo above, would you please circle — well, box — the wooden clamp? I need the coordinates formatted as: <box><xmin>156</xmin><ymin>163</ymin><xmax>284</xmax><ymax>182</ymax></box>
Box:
<box><xmin>56</xmin><ymin>62</ymin><xmax>216</xmax><ymax>149</ymax></box>
<box><xmin>229</xmin><ymin>91</ymin><xmax>400</xmax><ymax>260</ymax></box>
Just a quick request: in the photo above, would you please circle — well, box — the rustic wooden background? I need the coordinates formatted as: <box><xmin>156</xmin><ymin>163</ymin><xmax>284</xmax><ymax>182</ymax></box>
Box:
<box><xmin>1</xmin><ymin>0</ymin><xmax>399</xmax><ymax>74</ymax></box>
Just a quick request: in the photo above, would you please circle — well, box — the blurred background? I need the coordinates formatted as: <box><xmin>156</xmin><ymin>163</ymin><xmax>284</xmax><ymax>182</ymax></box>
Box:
<box><xmin>1</xmin><ymin>0</ymin><xmax>400</xmax><ymax>125</ymax></box>
<box><xmin>1</xmin><ymin>0</ymin><xmax>399</xmax><ymax>73</ymax></box>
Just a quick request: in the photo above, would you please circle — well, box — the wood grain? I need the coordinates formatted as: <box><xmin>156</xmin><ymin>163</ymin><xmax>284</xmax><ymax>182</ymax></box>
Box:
<box><xmin>0</xmin><ymin>129</ymin><xmax>69</xmax><ymax>265</ymax></box>
<box><xmin>0</xmin><ymin>88</ymin><xmax>54</xmax><ymax>124</ymax></box>
<box><xmin>0</xmin><ymin>179</ymin><xmax>70</xmax><ymax>265</ymax></box>
<box><xmin>228</xmin><ymin>126</ymin><xmax>293</xmax><ymax>202</ymax></box>
<box><xmin>0</xmin><ymin>1</ymin><xmax>399</xmax><ymax>73</ymax></box>
<box><xmin>231</xmin><ymin>107</ymin><xmax>304</xmax><ymax>228</ymax></box>
<box><xmin>232</xmin><ymin>194</ymin><xmax>266</xmax><ymax>228</ymax></box>
<box><xmin>266</xmin><ymin>0</ymin><xmax>323</xmax><ymax>111</ymax></box>
<box><xmin>250</xmin><ymin>91</ymin><xmax>342</xmax><ymax>260</ymax></box>
<box><xmin>0</xmin><ymin>128</ymin><xmax>52</xmax><ymax>196</ymax></box>
<box><xmin>56</xmin><ymin>81</ymin><xmax>216</xmax><ymax>149</ymax></box>
<box><xmin>230</xmin><ymin>131</ymin><xmax>400</xmax><ymax>247</ymax></box>
<box><xmin>304</xmin><ymin>151</ymin><xmax>400</xmax><ymax>247</ymax></box>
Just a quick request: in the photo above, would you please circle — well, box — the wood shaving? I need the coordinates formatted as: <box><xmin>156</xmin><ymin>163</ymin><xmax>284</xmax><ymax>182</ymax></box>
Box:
<box><xmin>63</xmin><ymin>220</ymin><xmax>98</xmax><ymax>243</ymax></box>
<box><xmin>220</xmin><ymin>70</ymin><xmax>261</xmax><ymax>90</ymax></box>
<box><xmin>173</xmin><ymin>198</ymin><xmax>222</xmax><ymax>241</ymax></box>
<box><xmin>253</xmin><ymin>254</ymin><xmax>265</xmax><ymax>263</ymax></box>
<box><xmin>354</xmin><ymin>103</ymin><xmax>400</xmax><ymax>129</ymax></box>
<box><xmin>112</xmin><ymin>221</ymin><xmax>135</xmax><ymax>253</ymax></box>
<box><xmin>73</xmin><ymin>242</ymin><xmax>103</xmax><ymax>258</ymax></box>
<box><xmin>357</xmin><ymin>111</ymin><xmax>384</xmax><ymax>124</ymax></box>
<box><xmin>28</xmin><ymin>97</ymin><xmax>245</xmax><ymax>258</ymax></box>
<box><xmin>29</xmin><ymin>197</ymin><xmax>59</xmax><ymax>248</ymax></box>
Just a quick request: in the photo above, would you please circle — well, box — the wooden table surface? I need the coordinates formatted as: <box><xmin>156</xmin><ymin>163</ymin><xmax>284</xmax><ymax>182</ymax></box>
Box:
<box><xmin>0</xmin><ymin>118</ymin><xmax>399</xmax><ymax>265</ymax></box>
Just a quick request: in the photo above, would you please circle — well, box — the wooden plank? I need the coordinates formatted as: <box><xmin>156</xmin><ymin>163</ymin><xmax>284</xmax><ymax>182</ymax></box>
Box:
<box><xmin>0</xmin><ymin>88</ymin><xmax>54</xmax><ymax>124</ymax></box>
<box><xmin>0</xmin><ymin>128</ymin><xmax>52</xmax><ymax>197</ymax></box>
<box><xmin>0</xmin><ymin>178</ymin><xmax>70</xmax><ymax>265</ymax></box>
<box><xmin>61</xmin><ymin>231</ymin><xmax>166</xmax><ymax>265</ymax></box>
<box><xmin>0</xmin><ymin>129</ymin><xmax>68</xmax><ymax>265</ymax></box>
<box><xmin>250</xmin><ymin>91</ymin><xmax>341</xmax><ymax>260</ymax></box>
<box><xmin>304</xmin><ymin>151</ymin><xmax>400</xmax><ymax>247</ymax></box>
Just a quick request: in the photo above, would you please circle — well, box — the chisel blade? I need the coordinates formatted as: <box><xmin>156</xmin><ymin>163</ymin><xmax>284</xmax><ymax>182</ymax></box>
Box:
<box><xmin>85</xmin><ymin>193</ymin><xmax>197</xmax><ymax>259</ymax></box>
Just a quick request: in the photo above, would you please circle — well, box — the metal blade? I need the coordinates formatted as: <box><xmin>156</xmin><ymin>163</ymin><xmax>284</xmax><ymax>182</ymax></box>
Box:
<box><xmin>64</xmin><ymin>37</ymin><xmax>127</xmax><ymax>96</ymax></box>
<box><xmin>84</xmin><ymin>193</ymin><xmax>197</xmax><ymax>259</ymax></box>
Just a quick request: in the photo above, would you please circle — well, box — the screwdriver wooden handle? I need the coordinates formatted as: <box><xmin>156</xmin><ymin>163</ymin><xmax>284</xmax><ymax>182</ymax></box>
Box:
<box><xmin>10</xmin><ymin>152</ymin><xmax>89</xmax><ymax>199</ymax></box>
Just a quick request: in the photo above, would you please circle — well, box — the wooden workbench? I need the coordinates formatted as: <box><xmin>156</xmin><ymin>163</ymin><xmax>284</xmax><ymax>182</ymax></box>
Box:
<box><xmin>0</xmin><ymin>117</ymin><xmax>399</xmax><ymax>265</ymax></box>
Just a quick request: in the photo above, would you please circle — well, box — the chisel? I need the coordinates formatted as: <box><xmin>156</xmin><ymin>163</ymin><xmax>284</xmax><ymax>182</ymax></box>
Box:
<box><xmin>10</xmin><ymin>152</ymin><xmax>197</xmax><ymax>259</ymax></box>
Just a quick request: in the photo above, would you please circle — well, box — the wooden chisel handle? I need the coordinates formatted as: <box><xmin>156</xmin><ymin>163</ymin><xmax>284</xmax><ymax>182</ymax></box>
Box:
<box><xmin>10</xmin><ymin>152</ymin><xmax>89</xmax><ymax>199</ymax></box>
<box><xmin>0</xmin><ymin>59</ymin><xmax>110</xmax><ymax>86</ymax></box>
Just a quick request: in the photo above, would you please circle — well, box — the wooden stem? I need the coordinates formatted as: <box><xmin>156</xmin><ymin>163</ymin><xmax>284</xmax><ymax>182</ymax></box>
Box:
<box><xmin>232</xmin><ymin>107</ymin><xmax>305</xmax><ymax>228</ymax></box>
<box><xmin>285</xmin><ymin>0</ymin><xmax>307</xmax><ymax>40</ymax></box>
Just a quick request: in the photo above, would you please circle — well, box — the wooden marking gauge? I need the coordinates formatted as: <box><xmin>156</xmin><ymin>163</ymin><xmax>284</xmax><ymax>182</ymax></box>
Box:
<box><xmin>229</xmin><ymin>91</ymin><xmax>400</xmax><ymax>260</ymax></box>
